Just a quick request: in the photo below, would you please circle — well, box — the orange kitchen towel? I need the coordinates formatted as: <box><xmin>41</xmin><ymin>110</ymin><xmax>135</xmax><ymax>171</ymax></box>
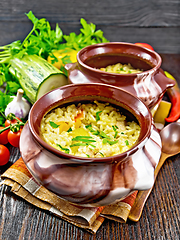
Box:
<box><xmin>0</xmin><ymin>157</ymin><xmax>137</xmax><ymax>234</ymax></box>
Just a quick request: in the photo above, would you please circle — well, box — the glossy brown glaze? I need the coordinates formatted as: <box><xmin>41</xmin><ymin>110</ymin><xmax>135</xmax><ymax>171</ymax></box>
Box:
<box><xmin>22</xmin><ymin>83</ymin><xmax>162</xmax><ymax>206</ymax></box>
<box><xmin>65</xmin><ymin>42</ymin><xmax>175</xmax><ymax>108</ymax></box>
<box><xmin>28</xmin><ymin>83</ymin><xmax>152</xmax><ymax>163</ymax></box>
<box><xmin>20</xmin><ymin>121</ymin><xmax>161</xmax><ymax>206</ymax></box>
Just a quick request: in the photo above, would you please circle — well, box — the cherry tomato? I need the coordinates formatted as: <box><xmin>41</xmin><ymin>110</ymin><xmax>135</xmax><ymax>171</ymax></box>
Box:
<box><xmin>0</xmin><ymin>144</ymin><xmax>10</xmax><ymax>166</ymax></box>
<box><xmin>5</xmin><ymin>117</ymin><xmax>22</xmax><ymax>127</ymax></box>
<box><xmin>7</xmin><ymin>129</ymin><xmax>22</xmax><ymax>148</ymax></box>
<box><xmin>0</xmin><ymin>127</ymin><xmax>9</xmax><ymax>144</ymax></box>
<box><xmin>135</xmin><ymin>42</ymin><xmax>154</xmax><ymax>51</ymax></box>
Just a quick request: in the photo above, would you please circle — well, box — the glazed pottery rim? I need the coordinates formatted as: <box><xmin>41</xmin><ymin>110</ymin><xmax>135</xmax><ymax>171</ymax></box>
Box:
<box><xmin>28</xmin><ymin>83</ymin><xmax>153</xmax><ymax>163</ymax></box>
<box><xmin>76</xmin><ymin>42</ymin><xmax>162</xmax><ymax>76</ymax></box>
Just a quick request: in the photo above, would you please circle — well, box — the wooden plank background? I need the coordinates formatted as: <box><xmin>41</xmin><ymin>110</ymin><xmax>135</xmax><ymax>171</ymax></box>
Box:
<box><xmin>0</xmin><ymin>0</ymin><xmax>179</xmax><ymax>53</ymax></box>
<box><xmin>0</xmin><ymin>1</ymin><xmax>180</xmax><ymax>239</ymax></box>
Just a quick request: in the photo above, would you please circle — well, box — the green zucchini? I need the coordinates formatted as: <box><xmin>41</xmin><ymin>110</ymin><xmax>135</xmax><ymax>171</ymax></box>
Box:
<box><xmin>9</xmin><ymin>55</ymin><xmax>68</xmax><ymax>104</ymax></box>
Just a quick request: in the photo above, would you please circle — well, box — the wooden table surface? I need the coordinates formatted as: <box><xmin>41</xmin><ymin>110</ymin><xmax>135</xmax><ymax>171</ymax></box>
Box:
<box><xmin>0</xmin><ymin>54</ymin><xmax>180</xmax><ymax>240</ymax></box>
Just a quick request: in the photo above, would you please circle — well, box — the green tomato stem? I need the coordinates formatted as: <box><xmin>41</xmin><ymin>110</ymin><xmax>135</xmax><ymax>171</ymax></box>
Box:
<box><xmin>0</xmin><ymin>126</ymin><xmax>10</xmax><ymax>134</ymax></box>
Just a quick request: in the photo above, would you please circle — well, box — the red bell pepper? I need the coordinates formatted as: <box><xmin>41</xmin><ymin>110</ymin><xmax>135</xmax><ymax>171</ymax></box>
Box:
<box><xmin>134</xmin><ymin>43</ymin><xmax>154</xmax><ymax>51</ymax></box>
<box><xmin>164</xmin><ymin>71</ymin><xmax>180</xmax><ymax>122</ymax></box>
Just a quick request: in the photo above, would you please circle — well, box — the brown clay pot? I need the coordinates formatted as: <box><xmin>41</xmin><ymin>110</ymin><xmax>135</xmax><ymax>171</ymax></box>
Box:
<box><xmin>20</xmin><ymin>83</ymin><xmax>162</xmax><ymax>206</ymax></box>
<box><xmin>65</xmin><ymin>42</ymin><xmax>175</xmax><ymax>109</ymax></box>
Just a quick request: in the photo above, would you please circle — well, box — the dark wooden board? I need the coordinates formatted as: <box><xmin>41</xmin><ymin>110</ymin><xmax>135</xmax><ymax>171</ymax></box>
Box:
<box><xmin>0</xmin><ymin>0</ymin><xmax>180</xmax><ymax>238</ymax></box>
<box><xmin>0</xmin><ymin>0</ymin><xmax>180</xmax><ymax>53</ymax></box>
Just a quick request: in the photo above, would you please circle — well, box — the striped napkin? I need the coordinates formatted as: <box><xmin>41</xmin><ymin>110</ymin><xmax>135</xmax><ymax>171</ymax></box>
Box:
<box><xmin>1</xmin><ymin>157</ymin><xmax>137</xmax><ymax>234</ymax></box>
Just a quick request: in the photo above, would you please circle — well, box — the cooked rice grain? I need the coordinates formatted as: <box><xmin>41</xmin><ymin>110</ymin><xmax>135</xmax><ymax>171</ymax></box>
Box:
<box><xmin>99</xmin><ymin>63</ymin><xmax>142</xmax><ymax>74</ymax></box>
<box><xmin>40</xmin><ymin>101</ymin><xmax>141</xmax><ymax>158</ymax></box>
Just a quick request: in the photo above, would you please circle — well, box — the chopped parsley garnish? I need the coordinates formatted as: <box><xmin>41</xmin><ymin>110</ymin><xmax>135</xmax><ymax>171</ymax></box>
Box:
<box><xmin>125</xmin><ymin>140</ymin><xmax>129</xmax><ymax>146</ymax></box>
<box><xmin>112</xmin><ymin>125</ymin><xmax>118</xmax><ymax>138</ymax></box>
<box><xmin>96</xmin><ymin>111</ymin><xmax>102</xmax><ymax>121</ymax></box>
<box><xmin>99</xmin><ymin>131</ymin><xmax>110</xmax><ymax>139</ymax></box>
<box><xmin>85</xmin><ymin>124</ymin><xmax>99</xmax><ymax>135</ymax></box>
<box><xmin>103</xmin><ymin>139</ymin><xmax>118</xmax><ymax>145</ymax></box>
<box><xmin>72</xmin><ymin>136</ymin><xmax>96</xmax><ymax>143</ymax></box>
<box><xmin>67</xmin><ymin>127</ymin><xmax>72</xmax><ymax>132</ymax></box>
<box><xmin>49</xmin><ymin>121</ymin><xmax>60</xmax><ymax>128</ymax></box>
<box><xmin>86</xmin><ymin>124</ymin><xmax>118</xmax><ymax>146</ymax></box>
<box><xmin>99</xmin><ymin>152</ymin><xmax>104</xmax><ymax>157</ymax></box>
<box><xmin>70</xmin><ymin>136</ymin><xmax>96</xmax><ymax>148</ymax></box>
<box><xmin>56</xmin><ymin>144</ymin><xmax>70</xmax><ymax>154</ymax></box>
<box><xmin>70</xmin><ymin>143</ymin><xmax>87</xmax><ymax>147</ymax></box>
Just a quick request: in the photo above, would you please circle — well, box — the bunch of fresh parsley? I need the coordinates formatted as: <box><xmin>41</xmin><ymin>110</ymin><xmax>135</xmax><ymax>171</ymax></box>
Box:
<box><xmin>0</xmin><ymin>11</ymin><xmax>109</xmax><ymax>125</ymax></box>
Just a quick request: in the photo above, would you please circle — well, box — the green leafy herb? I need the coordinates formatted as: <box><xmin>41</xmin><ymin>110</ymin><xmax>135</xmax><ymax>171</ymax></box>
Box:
<box><xmin>0</xmin><ymin>10</ymin><xmax>108</xmax><ymax>66</ymax></box>
<box><xmin>99</xmin><ymin>131</ymin><xmax>111</xmax><ymax>139</ymax></box>
<box><xmin>72</xmin><ymin>136</ymin><xmax>96</xmax><ymax>143</ymax></box>
<box><xmin>102</xmin><ymin>139</ymin><xmax>107</xmax><ymax>144</ymax></box>
<box><xmin>85</xmin><ymin>124</ymin><xmax>99</xmax><ymax>135</ymax></box>
<box><xmin>88</xmin><ymin>143</ymin><xmax>96</xmax><ymax>148</ymax></box>
<box><xmin>56</xmin><ymin>144</ymin><xmax>70</xmax><ymax>154</ymax></box>
<box><xmin>0</xmin><ymin>11</ymin><xmax>109</xmax><ymax>123</ymax></box>
<box><xmin>22</xmin><ymin>11</ymin><xmax>64</xmax><ymax>59</ymax></box>
<box><xmin>86</xmin><ymin>124</ymin><xmax>112</xmax><ymax>140</ymax></box>
<box><xmin>125</xmin><ymin>140</ymin><xmax>129</xmax><ymax>146</ymax></box>
<box><xmin>96</xmin><ymin>111</ymin><xmax>102</xmax><ymax>121</ymax></box>
<box><xmin>112</xmin><ymin>125</ymin><xmax>118</xmax><ymax>138</ymax></box>
<box><xmin>108</xmin><ymin>140</ymin><xmax>118</xmax><ymax>145</ymax></box>
<box><xmin>67</xmin><ymin>127</ymin><xmax>72</xmax><ymax>132</ymax></box>
<box><xmin>70</xmin><ymin>143</ymin><xmax>87</xmax><ymax>147</ymax></box>
<box><xmin>102</xmin><ymin>139</ymin><xmax>118</xmax><ymax>145</ymax></box>
<box><xmin>71</xmin><ymin>135</ymin><xmax>96</xmax><ymax>149</ymax></box>
<box><xmin>49</xmin><ymin>121</ymin><xmax>60</xmax><ymax>128</ymax></box>
<box><xmin>63</xmin><ymin>18</ymin><xmax>109</xmax><ymax>51</ymax></box>
<box><xmin>113</xmin><ymin>125</ymin><xmax>118</xmax><ymax>130</ymax></box>
<box><xmin>99</xmin><ymin>152</ymin><xmax>104</xmax><ymax>157</ymax></box>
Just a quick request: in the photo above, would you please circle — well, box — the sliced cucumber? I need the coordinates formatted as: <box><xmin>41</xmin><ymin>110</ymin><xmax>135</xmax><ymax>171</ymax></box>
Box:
<box><xmin>37</xmin><ymin>74</ymin><xmax>67</xmax><ymax>100</ymax></box>
<box><xmin>9</xmin><ymin>55</ymin><xmax>68</xmax><ymax>104</ymax></box>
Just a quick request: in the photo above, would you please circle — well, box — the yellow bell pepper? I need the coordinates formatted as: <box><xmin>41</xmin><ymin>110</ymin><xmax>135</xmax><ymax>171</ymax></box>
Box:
<box><xmin>47</xmin><ymin>49</ymin><xmax>78</xmax><ymax>69</ymax></box>
<box><xmin>153</xmin><ymin>100</ymin><xmax>171</xmax><ymax>125</ymax></box>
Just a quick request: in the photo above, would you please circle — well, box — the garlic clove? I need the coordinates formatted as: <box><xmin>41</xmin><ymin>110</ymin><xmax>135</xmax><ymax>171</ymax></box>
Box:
<box><xmin>5</xmin><ymin>89</ymin><xmax>31</xmax><ymax>119</ymax></box>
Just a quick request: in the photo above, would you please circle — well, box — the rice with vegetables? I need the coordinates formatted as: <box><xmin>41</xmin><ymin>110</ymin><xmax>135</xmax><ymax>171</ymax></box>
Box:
<box><xmin>40</xmin><ymin>101</ymin><xmax>141</xmax><ymax>158</ymax></box>
<box><xmin>99</xmin><ymin>63</ymin><xmax>142</xmax><ymax>74</ymax></box>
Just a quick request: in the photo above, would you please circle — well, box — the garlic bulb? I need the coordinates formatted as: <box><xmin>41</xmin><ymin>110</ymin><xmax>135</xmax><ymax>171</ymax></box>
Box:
<box><xmin>5</xmin><ymin>89</ymin><xmax>31</xmax><ymax>118</ymax></box>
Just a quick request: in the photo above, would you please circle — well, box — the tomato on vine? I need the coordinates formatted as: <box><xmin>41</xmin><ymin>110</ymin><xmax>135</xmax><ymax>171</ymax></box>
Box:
<box><xmin>5</xmin><ymin>117</ymin><xmax>22</xmax><ymax>128</ymax></box>
<box><xmin>0</xmin><ymin>126</ymin><xmax>9</xmax><ymax>145</ymax></box>
<box><xmin>8</xmin><ymin>129</ymin><xmax>22</xmax><ymax>148</ymax></box>
<box><xmin>0</xmin><ymin>144</ymin><xmax>10</xmax><ymax>166</ymax></box>
<box><xmin>0</xmin><ymin>113</ymin><xmax>25</xmax><ymax>148</ymax></box>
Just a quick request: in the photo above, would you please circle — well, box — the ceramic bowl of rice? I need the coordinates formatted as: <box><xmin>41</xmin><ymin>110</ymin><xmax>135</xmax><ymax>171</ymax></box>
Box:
<box><xmin>65</xmin><ymin>42</ymin><xmax>174</xmax><ymax>109</ymax></box>
<box><xmin>20</xmin><ymin>83</ymin><xmax>162</xmax><ymax>206</ymax></box>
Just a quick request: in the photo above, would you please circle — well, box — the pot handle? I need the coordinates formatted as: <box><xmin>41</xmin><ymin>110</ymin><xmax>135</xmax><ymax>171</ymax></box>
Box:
<box><xmin>65</xmin><ymin>62</ymin><xmax>78</xmax><ymax>72</ymax></box>
<box><xmin>65</xmin><ymin>62</ymin><xmax>92</xmax><ymax>84</ymax></box>
<box><xmin>154</xmin><ymin>68</ymin><xmax>175</xmax><ymax>92</ymax></box>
